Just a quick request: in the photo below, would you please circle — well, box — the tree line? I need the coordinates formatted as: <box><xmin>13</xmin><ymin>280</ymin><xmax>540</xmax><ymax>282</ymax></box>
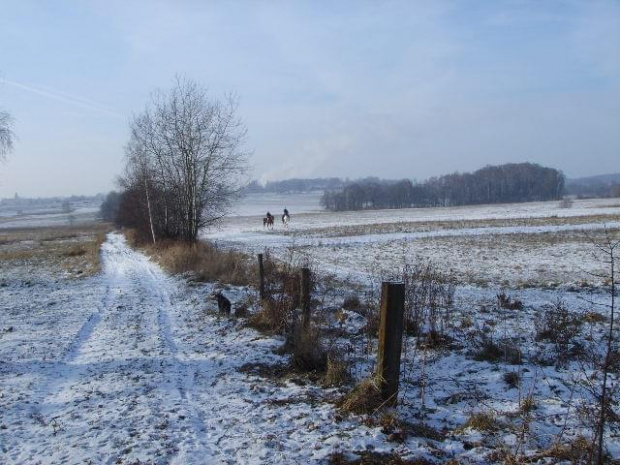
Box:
<box><xmin>107</xmin><ymin>77</ymin><xmax>249</xmax><ymax>244</ymax></box>
<box><xmin>321</xmin><ymin>163</ymin><xmax>565</xmax><ymax>211</ymax></box>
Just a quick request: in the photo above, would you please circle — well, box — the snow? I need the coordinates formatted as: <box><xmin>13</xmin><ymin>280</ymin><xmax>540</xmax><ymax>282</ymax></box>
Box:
<box><xmin>0</xmin><ymin>233</ymin><xmax>433</xmax><ymax>464</ymax></box>
<box><xmin>204</xmin><ymin>197</ymin><xmax>620</xmax><ymax>287</ymax></box>
<box><xmin>2</xmin><ymin>196</ymin><xmax>620</xmax><ymax>463</ymax></box>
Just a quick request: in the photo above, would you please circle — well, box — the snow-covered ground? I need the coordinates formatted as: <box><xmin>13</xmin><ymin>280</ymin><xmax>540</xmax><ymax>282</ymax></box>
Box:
<box><xmin>1</xmin><ymin>232</ymin><xmax>439</xmax><ymax>464</ymax></box>
<box><xmin>204</xmin><ymin>197</ymin><xmax>620</xmax><ymax>287</ymax></box>
<box><xmin>2</xmin><ymin>197</ymin><xmax>620</xmax><ymax>463</ymax></box>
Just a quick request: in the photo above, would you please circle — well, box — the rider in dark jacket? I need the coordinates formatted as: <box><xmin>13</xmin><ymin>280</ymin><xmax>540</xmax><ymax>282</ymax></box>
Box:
<box><xmin>282</xmin><ymin>208</ymin><xmax>289</xmax><ymax>221</ymax></box>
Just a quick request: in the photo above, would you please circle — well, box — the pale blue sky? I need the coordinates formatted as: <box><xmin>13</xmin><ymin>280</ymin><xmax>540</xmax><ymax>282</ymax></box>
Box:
<box><xmin>0</xmin><ymin>0</ymin><xmax>618</xmax><ymax>197</ymax></box>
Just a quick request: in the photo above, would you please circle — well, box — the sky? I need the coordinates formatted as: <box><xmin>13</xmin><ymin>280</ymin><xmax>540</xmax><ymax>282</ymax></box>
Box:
<box><xmin>0</xmin><ymin>0</ymin><xmax>619</xmax><ymax>198</ymax></box>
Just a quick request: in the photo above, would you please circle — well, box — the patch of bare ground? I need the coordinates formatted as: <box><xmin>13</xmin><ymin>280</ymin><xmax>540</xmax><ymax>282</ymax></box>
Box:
<box><xmin>0</xmin><ymin>223</ymin><xmax>112</xmax><ymax>276</ymax></box>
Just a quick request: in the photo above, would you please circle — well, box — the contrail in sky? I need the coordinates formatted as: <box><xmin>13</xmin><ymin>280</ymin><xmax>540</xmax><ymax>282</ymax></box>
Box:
<box><xmin>0</xmin><ymin>78</ymin><xmax>126</xmax><ymax>120</ymax></box>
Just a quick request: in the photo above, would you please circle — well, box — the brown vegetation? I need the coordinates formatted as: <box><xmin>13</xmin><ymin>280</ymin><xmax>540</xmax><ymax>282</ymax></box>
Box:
<box><xmin>145</xmin><ymin>239</ymin><xmax>254</xmax><ymax>286</ymax></box>
<box><xmin>0</xmin><ymin>223</ymin><xmax>111</xmax><ymax>276</ymax></box>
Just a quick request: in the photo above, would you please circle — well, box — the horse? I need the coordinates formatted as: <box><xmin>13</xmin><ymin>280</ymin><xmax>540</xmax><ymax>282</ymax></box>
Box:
<box><xmin>282</xmin><ymin>213</ymin><xmax>290</xmax><ymax>229</ymax></box>
<box><xmin>263</xmin><ymin>215</ymin><xmax>274</xmax><ymax>230</ymax></box>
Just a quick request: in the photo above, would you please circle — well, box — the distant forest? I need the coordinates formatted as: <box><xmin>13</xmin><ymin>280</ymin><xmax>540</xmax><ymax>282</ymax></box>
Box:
<box><xmin>321</xmin><ymin>163</ymin><xmax>566</xmax><ymax>211</ymax></box>
<box><xmin>242</xmin><ymin>165</ymin><xmax>620</xmax><ymax>213</ymax></box>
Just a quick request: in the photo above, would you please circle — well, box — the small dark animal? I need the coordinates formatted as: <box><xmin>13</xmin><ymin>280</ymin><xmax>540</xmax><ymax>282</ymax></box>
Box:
<box><xmin>214</xmin><ymin>290</ymin><xmax>231</xmax><ymax>314</ymax></box>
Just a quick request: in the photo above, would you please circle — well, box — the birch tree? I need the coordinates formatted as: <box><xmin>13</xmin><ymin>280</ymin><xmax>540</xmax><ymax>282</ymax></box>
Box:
<box><xmin>120</xmin><ymin>77</ymin><xmax>249</xmax><ymax>243</ymax></box>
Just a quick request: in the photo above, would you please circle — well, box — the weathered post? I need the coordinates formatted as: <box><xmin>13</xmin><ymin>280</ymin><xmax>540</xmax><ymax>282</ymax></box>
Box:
<box><xmin>258</xmin><ymin>253</ymin><xmax>265</xmax><ymax>299</ymax></box>
<box><xmin>300</xmin><ymin>267</ymin><xmax>311</xmax><ymax>330</ymax></box>
<box><xmin>376</xmin><ymin>281</ymin><xmax>405</xmax><ymax>406</ymax></box>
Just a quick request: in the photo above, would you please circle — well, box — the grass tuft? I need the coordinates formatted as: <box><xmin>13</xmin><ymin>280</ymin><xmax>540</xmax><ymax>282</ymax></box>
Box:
<box><xmin>340</xmin><ymin>377</ymin><xmax>384</xmax><ymax>415</ymax></box>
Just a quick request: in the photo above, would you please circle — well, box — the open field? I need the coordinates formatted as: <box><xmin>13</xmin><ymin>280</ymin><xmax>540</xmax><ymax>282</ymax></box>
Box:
<box><xmin>2</xmin><ymin>198</ymin><xmax>620</xmax><ymax>463</ymax></box>
<box><xmin>204</xmin><ymin>197</ymin><xmax>620</xmax><ymax>288</ymax></box>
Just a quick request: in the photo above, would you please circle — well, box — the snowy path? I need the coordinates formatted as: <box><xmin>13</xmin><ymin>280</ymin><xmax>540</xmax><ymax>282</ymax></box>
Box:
<box><xmin>1</xmin><ymin>233</ymin><xmax>393</xmax><ymax>464</ymax></box>
<box><xmin>3</xmin><ymin>233</ymin><xmax>214</xmax><ymax>463</ymax></box>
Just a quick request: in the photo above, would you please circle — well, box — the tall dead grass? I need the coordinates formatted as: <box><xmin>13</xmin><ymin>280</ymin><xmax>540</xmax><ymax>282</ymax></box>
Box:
<box><xmin>147</xmin><ymin>239</ymin><xmax>254</xmax><ymax>286</ymax></box>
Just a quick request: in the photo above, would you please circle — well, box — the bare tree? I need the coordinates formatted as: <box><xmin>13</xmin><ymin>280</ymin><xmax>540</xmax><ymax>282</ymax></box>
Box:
<box><xmin>0</xmin><ymin>110</ymin><xmax>14</xmax><ymax>162</ymax></box>
<box><xmin>119</xmin><ymin>76</ymin><xmax>250</xmax><ymax>243</ymax></box>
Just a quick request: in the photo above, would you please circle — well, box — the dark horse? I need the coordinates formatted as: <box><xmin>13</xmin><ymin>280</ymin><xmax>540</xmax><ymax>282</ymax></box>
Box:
<box><xmin>263</xmin><ymin>215</ymin><xmax>274</xmax><ymax>229</ymax></box>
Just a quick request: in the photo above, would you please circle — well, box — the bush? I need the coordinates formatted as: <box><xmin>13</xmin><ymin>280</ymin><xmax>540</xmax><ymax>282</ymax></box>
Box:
<box><xmin>535</xmin><ymin>300</ymin><xmax>582</xmax><ymax>367</ymax></box>
<box><xmin>290</xmin><ymin>326</ymin><xmax>327</xmax><ymax>373</ymax></box>
<box><xmin>503</xmin><ymin>371</ymin><xmax>520</xmax><ymax>389</ymax></box>
<box><xmin>402</xmin><ymin>262</ymin><xmax>456</xmax><ymax>339</ymax></box>
<box><xmin>497</xmin><ymin>291</ymin><xmax>523</xmax><ymax>310</ymax></box>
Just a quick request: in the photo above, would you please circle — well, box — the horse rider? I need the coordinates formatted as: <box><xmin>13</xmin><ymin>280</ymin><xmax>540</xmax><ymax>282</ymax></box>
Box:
<box><xmin>266</xmin><ymin>211</ymin><xmax>273</xmax><ymax>221</ymax></box>
<box><xmin>282</xmin><ymin>208</ymin><xmax>289</xmax><ymax>222</ymax></box>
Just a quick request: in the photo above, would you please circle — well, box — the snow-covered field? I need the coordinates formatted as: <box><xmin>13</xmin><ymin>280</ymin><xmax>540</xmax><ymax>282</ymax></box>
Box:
<box><xmin>2</xmin><ymin>197</ymin><xmax>619</xmax><ymax>463</ymax></box>
<box><xmin>204</xmin><ymin>197</ymin><xmax>620</xmax><ymax>288</ymax></box>
<box><xmin>2</xmin><ymin>232</ymin><xmax>414</xmax><ymax>464</ymax></box>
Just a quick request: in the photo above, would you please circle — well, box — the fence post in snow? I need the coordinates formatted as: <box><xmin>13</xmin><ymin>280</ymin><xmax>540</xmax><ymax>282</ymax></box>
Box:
<box><xmin>300</xmin><ymin>267</ymin><xmax>311</xmax><ymax>330</ymax></box>
<box><xmin>258</xmin><ymin>253</ymin><xmax>265</xmax><ymax>299</ymax></box>
<box><xmin>376</xmin><ymin>281</ymin><xmax>405</xmax><ymax>406</ymax></box>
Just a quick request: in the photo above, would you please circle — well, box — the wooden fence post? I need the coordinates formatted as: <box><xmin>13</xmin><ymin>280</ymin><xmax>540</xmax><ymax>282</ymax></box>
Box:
<box><xmin>258</xmin><ymin>253</ymin><xmax>265</xmax><ymax>299</ymax></box>
<box><xmin>300</xmin><ymin>267</ymin><xmax>311</xmax><ymax>330</ymax></box>
<box><xmin>376</xmin><ymin>281</ymin><xmax>405</xmax><ymax>406</ymax></box>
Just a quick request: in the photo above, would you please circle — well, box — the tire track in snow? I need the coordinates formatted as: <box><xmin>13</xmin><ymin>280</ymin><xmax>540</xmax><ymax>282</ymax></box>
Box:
<box><xmin>22</xmin><ymin>233</ymin><xmax>211</xmax><ymax>463</ymax></box>
<box><xmin>101</xmin><ymin>233</ymin><xmax>212</xmax><ymax>462</ymax></box>
<box><xmin>134</xmin><ymin>253</ymin><xmax>212</xmax><ymax>462</ymax></box>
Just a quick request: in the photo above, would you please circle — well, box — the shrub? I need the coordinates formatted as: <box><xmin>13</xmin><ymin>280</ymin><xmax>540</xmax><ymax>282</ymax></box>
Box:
<box><xmin>535</xmin><ymin>300</ymin><xmax>583</xmax><ymax>367</ymax></box>
<box><xmin>473</xmin><ymin>333</ymin><xmax>522</xmax><ymax>364</ymax></box>
<box><xmin>497</xmin><ymin>291</ymin><xmax>523</xmax><ymax>310</ymax></box>
<box><xmin>402</xmin><ymin>262</ymin><xmax>456</xmax><ymax>339</ymax></box>
<box><xmin>342</xmin><ymin>294</ymin><xmax>362</xmax><ymax>311</ymax></box>
<box><xmin>290</xmin><ymin>326</ymin><xmax>327</xmax><ymax>373</ymax></box>
<box><xmin>503</xmin><ymin>371</ymin><xmax>520</xmax><ymax>389</ymax></box>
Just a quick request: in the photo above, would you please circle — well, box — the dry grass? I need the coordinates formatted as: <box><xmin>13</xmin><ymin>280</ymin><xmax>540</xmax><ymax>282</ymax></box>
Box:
<box><xmin>460</xmin><ymin>411</ymin><xmax>499</xmax><ymax>432</ymax></box>
<box><xmin>323</xmin><ymin>350</ymin><xmax>352</xmax><ymax>387</ymax></box>
<box><xmin>520</xmin><ymin>395</ymin><xmax>537</xmax><ymax>415</ymax></box>
<box><xmin>503</xmin><ymin>371</ymin><xmax>520</xmax><ymax>389</ymax></box>
<box><xmin>0</xmin><ymin>223</ymin><xmax>111</xmax><ymax>276</ymax></box>
<box><xmin>340</xmin><ymin>377</ymin><xmax>384</xmax><ymax>415</ymax></box>
<box><xmin>248</xmin><ymin>295</ymin><xmax>293</xmax><ymax>333</ymax></box>
<box><xmin>146</xmin><ymin>239</ymin><xmax>254</xmax><ymax>286</ymax></box>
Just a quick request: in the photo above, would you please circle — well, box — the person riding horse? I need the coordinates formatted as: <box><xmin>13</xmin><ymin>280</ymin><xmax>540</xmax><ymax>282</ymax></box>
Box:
<box><xmin>263</xmin><ymin>212</ymin><xmax>274</xmax><ymax>229</ymax></box>
<box><xmin>282</xmin><ymin>208</ymin><xmax>289</xmax><ymax>223</ymax></box>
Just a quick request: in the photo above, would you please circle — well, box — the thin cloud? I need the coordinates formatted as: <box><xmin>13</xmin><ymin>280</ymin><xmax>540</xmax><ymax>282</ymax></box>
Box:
<box><xmin>0</xmin><ymin>78</ymin><xmax>126</xmax><ymax>120</ymax></box>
